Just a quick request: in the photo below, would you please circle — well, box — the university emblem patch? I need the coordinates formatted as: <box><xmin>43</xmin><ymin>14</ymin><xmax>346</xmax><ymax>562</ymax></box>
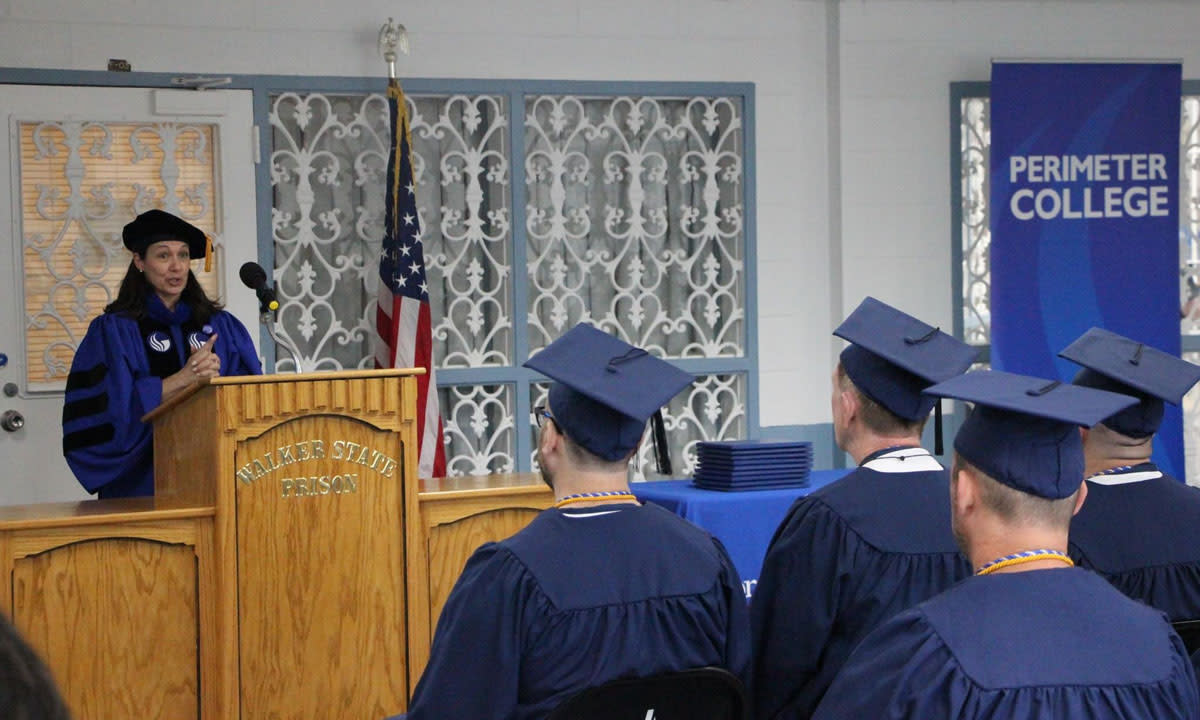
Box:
<box><xmin>148</xmin><ymin>331</ymin><xmax>171</xmax><ymax>353</ymax></box>
<box><xmin>188</xmin><ymin>331</ymin><xmax>211</xmax><ymax>350</ymax></box>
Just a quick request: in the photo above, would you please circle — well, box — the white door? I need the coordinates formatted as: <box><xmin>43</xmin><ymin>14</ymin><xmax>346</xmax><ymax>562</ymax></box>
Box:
<box><xmin>0</xmin><ymin>85</ymin><xmax>259</xmax><ymax>505</ymax></box>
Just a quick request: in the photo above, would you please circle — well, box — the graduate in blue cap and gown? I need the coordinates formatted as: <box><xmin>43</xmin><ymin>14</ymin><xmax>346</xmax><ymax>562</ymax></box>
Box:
<box><xmin>1059</xmin><ymin>328</ymin><xmax>1200</xmax><ymax>623</ymax></box>
<box><xmin>814</xmin><ymin>370</ymin><xmax>1200</xmax><ymax>720</ymax></box>
<box><xmin>396</xmin><ymin>323</ymin><xmax>751</xmax><ymax>720</ymax></box>
<box><xmin>751</xmin><ymin>297</ymin><xmax>979</xmax><ymax>720</ymax></box>
<box><xmin>62</xmin><ymin>209</ymin><xmax>261</xmax><ymax>498</ymax></box>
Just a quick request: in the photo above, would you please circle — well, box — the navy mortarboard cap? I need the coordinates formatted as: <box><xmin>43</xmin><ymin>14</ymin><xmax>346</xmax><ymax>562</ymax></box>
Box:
<box><xmin>123</xmin><ymin>209</ymin><xmax>212</xmax><ymax>269</ymax></box>
<box><xmin>523</xmin><ymin>323</ymin><xmax>694</xmax><ymax>462</ymax></box>
<box><xmin>1059</xmin><ymin>328</ymin><xmax>1200</xmax><ymax>438</ymax></box>
<box><xmin>924</xmin><ymin>370</ymin><xmax>1138</xmax><ymax>499</ymax></box>
<box><xmin>834</xmin><ymin>298</ymin><xmax>980</xmax><ymax>454</ymax></box>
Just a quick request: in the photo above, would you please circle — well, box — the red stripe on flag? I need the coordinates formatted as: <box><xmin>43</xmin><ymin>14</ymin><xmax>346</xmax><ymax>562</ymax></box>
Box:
<box><xmin>374</xmin><ymin>297</ymin><xmax>399</xmax><ymax>368</ymax></box>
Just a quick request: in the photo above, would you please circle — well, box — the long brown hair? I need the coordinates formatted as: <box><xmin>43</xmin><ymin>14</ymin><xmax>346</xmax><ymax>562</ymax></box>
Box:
<box><xmin>104</xmin><ymin>259</ymin><xmax>223</xmax><ymax>323</ymax></box>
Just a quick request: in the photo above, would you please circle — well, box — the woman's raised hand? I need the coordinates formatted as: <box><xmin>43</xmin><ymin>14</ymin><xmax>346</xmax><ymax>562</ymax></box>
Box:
<box><xmin>189</xmin><ymin>334</ymin><xmax>221</xmax><ymax>380</ymax></box>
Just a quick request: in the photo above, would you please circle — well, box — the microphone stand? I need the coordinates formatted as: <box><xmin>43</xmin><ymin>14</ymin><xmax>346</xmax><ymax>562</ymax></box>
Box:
<box><xmin>259</xmin><ymin>304</ymin><xmax>306</xmax><ymax>374</ymax></box>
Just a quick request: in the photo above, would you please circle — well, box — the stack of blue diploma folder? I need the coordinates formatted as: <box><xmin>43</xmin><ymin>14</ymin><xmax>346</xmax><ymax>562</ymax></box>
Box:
<box><xmin>691</xmin><ymin>440</ymin><xmax>813</xmax><ymax>491</ymax></box>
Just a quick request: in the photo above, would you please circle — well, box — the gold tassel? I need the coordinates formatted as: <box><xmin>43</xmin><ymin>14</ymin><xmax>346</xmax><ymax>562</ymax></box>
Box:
<box><xmin>204</xmin><ymin>234</ymin><xmax>213</xmax><ymax>272</ymax></box>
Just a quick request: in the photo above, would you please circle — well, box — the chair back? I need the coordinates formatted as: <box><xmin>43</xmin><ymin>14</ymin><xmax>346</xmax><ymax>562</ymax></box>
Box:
<box><xmin>545</xmin><ymin>666</ymin><xmax>746</xmax><ymax>720</ymax></box>
<box><xmin>1172</xmin><ymin>619</ymin><xmax>1200</xmax><ymax>655</ymax></box>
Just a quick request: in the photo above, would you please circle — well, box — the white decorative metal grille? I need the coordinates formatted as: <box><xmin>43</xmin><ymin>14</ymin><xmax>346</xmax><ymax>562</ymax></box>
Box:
<box><xmin>269</xmin><ymin>88</ymin><xmax>749</xmax><ymax>477</ymax></box>
<box><xmin>19</xmin><ymin>120</ymin><xmax>220</xmax><ymax>392</ymax></box>
<box><xmin>959</xmin><ymin>97</ymin><xmax>991</xmax><ymax>347</ymax></box>
<box><xmin>439</xmin><ymin>384</ymin><xmax>516</xmax><ymax>476</ymax></box>
<box><xmin>421</xmin><ymin>95</ymin><xmax>512</xmax><ymax>367</ymax></box>
<box><xmin>268</xmin><ymin>91</ymin><xmax>511</xmax><ymax>373</ymax></box>
<box><xmin>1181</xmin><ymin>98</ymin><xmax>1200</xmax><ymax>336</ymax></box>
<box><xmin>1186</xmin><ymin>352</ymin><xmax>1200</xmax><ymax>487</ymax></box>
<box><xmin>525</xmin><ymin>95</ymin><xmax>745</xmax><ymax>356</ymax></box>
<box><xmin>268</xmin><ymin>92</ymin><xmax>386</xmax><ymax>372</ymax></box>
<box><xmin>529</xmin><ymin>374</ymin><xmax>746</xmax><ymax>482</ymax></box>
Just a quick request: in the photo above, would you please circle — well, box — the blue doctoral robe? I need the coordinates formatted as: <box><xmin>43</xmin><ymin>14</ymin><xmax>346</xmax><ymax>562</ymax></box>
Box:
<box><xmin>397</xmin><ymin>502</ymin><xmax>751</xmax><ymax>720</ymax></box>
<box><xmin>750</xmin><ymin>446</ymin><xmax>972</xmax><ymax>720</ymax></box>
<box><xmin>1069</xmin><ymin>463</ymin><xmax>1200</xmax><ymax>622</ymax></box>
<box><xmin>62</xmin><ymin>296</ymin><xmax>261</xmax><ymax>498</ymax></box>
<box><xmin>813</xmin><ymin>568</ymin><xmax>1200</xmax><ymax>720</ymax></box>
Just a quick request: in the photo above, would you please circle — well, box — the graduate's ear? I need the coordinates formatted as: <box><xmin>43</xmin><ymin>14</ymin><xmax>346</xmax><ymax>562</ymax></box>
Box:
<box><xmin>537</xmin><ymin>418</ymin><xmax>561</xmax><ymax>460</ymax></box>
<box><xmin>132</xmin><ymin>255</ymin><xmax>145</xmax><ymax>273</ymax></box>
<box><xmin>838</xmin><ymin>385</ymin><xmax>859</xmax><ymax>427</ymax></box>
<box><xmin>951</xmin><ymin>462</ymin><xmax>978</xmax><ymax>518</ymax></box>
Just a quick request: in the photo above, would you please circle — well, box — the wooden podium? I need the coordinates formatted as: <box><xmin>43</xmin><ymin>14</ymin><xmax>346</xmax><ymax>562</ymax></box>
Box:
<box><xmin>149</xmin><ymin>369</ymin><xmax>419</xmax><ymax>719</ymax></box>
<box><xmin>0</xmin><ymin>369</ymin><xmax>554</xmax><ymax>719</ymax></box>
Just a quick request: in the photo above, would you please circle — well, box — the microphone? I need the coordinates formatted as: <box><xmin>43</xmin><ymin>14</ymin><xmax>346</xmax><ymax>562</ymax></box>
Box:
<box><xmin>240</xmin><ymin>261</ymin><xmax>303</xmax><ymax>373</ymax></box>
<box><xmin>238</xmin><ymin>262</ymin><xmax>279</xmax><ymax>313</ymax></box>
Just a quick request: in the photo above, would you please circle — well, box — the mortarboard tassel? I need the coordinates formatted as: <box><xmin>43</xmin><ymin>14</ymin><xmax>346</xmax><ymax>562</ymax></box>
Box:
<box><xmin>651</xmin><ymin>409</ymin><xmax>672</xmax><ymax>476</ymax></box>
<box><xmin>204</xmin><ymin>234</ymin><xmax>214</xmax><ymax>273</ymax></box>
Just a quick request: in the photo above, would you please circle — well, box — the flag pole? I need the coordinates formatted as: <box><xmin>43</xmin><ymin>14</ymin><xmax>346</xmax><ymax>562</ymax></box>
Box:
<box><xmin>374</xmin><ymin>18</ymin><xmax>447</xmax><ymax>479</ymax></box>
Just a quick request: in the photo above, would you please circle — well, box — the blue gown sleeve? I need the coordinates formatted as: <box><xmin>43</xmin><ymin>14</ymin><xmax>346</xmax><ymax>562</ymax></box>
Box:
<box><xmin>210</xmin><ymin>311</ymin><xmax>262</xmax><ymax>375</ymax></box>
<box><xmin>62</xmin><ymin>314</ymin><xmax>160</xmax><ymax>495</ymax></box>
<box><xmin>401</xmin><ymin>543</ymin><xmax>532</xmax><ymax>720</ymax></box>
<box><xmin>750</xmin><ymin>497</ymin><xmax>845</xmax><ymax>719</ymax></box>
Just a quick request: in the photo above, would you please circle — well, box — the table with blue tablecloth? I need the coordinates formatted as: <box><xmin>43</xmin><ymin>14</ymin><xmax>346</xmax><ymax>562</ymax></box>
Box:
<box><xmin>633</xmin><ymin>469</ymin><xmax>851</xmax><ymax>600</ymax></box>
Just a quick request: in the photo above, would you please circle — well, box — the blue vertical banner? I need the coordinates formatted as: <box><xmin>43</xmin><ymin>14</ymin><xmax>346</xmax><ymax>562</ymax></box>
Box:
<box><xmin>990</xmin><ymin>61</ymin><xmax>1183</xmax><ymax>478</ymax></box>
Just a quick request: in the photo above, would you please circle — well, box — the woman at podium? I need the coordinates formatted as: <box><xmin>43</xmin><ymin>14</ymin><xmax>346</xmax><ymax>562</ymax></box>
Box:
<box><xmin>61</xmin><ymin>210</ymin><xmax>262</xmax><ymax>499</ymax></box>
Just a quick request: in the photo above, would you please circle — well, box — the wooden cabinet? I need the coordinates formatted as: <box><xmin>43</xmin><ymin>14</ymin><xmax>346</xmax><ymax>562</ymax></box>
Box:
<box><xmin>0</xmin><ymin>501</ymin><xmax>215</xmax><ymax>719</ymax></box>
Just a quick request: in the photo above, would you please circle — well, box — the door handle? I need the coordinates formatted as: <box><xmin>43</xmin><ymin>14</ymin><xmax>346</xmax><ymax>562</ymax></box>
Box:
<box><xmin>1</xmin><ymin>410</ymin><xmax>24</xmax><ymax>432</ymax></box>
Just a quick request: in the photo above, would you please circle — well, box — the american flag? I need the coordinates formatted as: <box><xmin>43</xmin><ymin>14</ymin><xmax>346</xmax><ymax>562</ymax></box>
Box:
<box><xmin>376</xmin><ymin>78</ymin><xmax>447</xmax><ymax>478</ymax></box>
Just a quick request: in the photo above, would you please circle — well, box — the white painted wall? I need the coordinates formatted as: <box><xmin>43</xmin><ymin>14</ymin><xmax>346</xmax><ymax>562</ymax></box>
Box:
<box><xmin>3</xmin><ymin>0</ymin><xmax>1199</xmax><ymax>430</ymax></box>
